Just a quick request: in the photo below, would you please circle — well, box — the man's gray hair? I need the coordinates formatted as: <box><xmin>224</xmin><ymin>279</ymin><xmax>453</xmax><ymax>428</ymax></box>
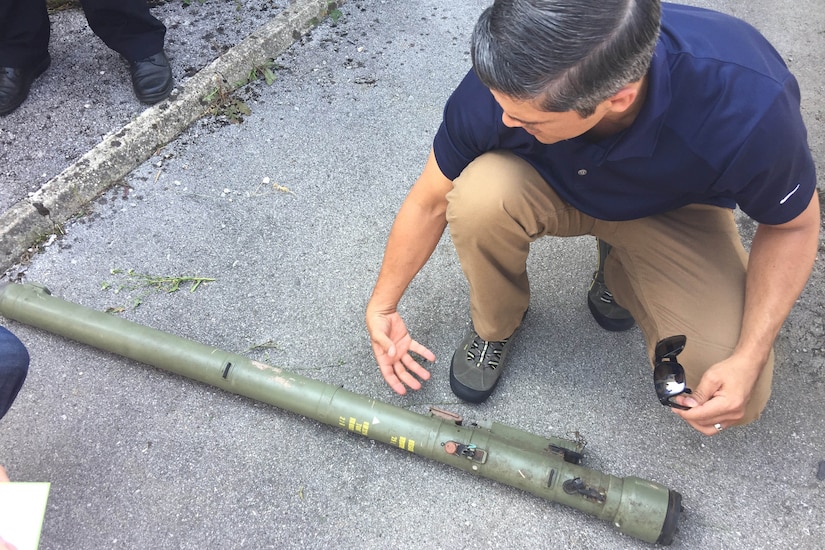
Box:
<box><xmin>471</xmin><ymin>0</ymin><xmax>661</xmax><ymax>117</ymax></box>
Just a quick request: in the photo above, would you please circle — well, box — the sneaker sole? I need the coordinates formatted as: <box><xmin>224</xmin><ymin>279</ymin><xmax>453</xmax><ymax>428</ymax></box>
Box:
<box><xmin>449</xmin><ymin>325</ymin><xmax>519</xmax><ymax>404</ymax></box>
<box><xmin>449</xmin><ymin>351</ymin><xmax>499</xmax><ymax>403</ymax></box>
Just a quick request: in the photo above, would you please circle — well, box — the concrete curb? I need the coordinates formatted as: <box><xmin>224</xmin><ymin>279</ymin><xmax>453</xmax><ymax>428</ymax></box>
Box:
<box><xmin>0</xmin><ymin>0</ymin><xmax>345</xmax><ymax>274</ymax></box>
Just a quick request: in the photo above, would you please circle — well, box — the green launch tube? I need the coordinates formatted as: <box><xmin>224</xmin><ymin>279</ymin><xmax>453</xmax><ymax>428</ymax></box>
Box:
<box><xmin>0</xmin><ymin>283</ymin><xmax>681</xmax><ymax>544</ymax></box>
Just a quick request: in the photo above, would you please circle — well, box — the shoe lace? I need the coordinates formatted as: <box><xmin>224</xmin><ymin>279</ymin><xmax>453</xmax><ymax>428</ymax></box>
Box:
<box><xmin>466</xmin><ymin>334</ymin><xmax>508</xmax><ymax>370</ymax></box>
<box><xmin>598</xmin><ymin>288</ymin><xmax>615</xmax><ymax>304</ymax></box>
<box><xmin>592</xmin><ymin>271</ymin><xmax>615</xmax><ymax>304</ymax></box>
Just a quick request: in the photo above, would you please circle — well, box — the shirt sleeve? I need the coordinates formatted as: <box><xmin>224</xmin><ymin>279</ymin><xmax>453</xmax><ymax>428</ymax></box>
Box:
<box><xmin>432</xmin><ymin>70</ymin><xmax>502</xmax><ymax>181</ymax></box>
<box><xmin>714</xmin><ymin>74</ymin><xmax>817</xmax><ymax>225</ymax></box>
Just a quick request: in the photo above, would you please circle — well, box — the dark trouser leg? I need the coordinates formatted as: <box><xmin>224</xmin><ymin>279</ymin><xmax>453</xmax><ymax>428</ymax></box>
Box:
<box><xmin>79</xmin><ymin>0</ymin><xmax>166</xmax><ymax>60</ymax></box>
<box><xmin>0</xmin><ymin>326</ymin><xmax>30</xmax><ymax>420</ymax></box>
<box><xmin>0</xmin><ymin>0</ymin><xmax>50</xmax><ymax>67</ymax></box>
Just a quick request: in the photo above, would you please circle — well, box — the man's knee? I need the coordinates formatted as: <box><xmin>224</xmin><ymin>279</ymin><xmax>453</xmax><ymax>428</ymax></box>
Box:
<box><xmin>447</xmin><ymin>150</ymin><xmax>577</xmax><ymax>241</ymax></box>
<box><xmin>446</xmin><ymin>152</ymin><xmax>525</xmax><ymax>228</ymax></box>
<box><xmin>736</xmin><ymin>351</ymin><xmax>774</xmax><ymax>427</ymax></box>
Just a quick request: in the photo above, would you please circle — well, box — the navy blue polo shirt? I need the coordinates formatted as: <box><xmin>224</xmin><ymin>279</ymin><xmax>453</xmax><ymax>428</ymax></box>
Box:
<box><xmin>432</xmin><ymin>3</ymin><xmax>816</xmax><ymax>224</ymax></box>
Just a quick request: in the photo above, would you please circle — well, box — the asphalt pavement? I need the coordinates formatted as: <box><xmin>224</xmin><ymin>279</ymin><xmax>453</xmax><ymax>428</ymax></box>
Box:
<box><xmin>1</xmin><ymin>1</ymin><xmax>824</xmax><ymax>549</ymax></box>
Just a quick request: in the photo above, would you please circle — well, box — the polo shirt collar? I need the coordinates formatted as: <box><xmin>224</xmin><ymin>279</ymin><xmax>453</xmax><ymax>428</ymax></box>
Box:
<box><xmin>596</xmin><ymin>41</ymin><xmax>672</xmax><ymax>161</ymax></box>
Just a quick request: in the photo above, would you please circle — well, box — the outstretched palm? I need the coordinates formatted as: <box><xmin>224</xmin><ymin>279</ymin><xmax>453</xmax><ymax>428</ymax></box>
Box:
<box><xmin>367</xmin><ymin>311</ymin><xmax>435</xmax><ymax>394</ymax></box>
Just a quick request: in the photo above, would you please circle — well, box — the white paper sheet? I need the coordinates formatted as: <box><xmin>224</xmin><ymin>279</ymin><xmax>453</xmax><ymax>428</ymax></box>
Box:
<box><xmin>0</xmin><ymin>483</ymin><xmax>50</xmax><ymax>550</ymax></box>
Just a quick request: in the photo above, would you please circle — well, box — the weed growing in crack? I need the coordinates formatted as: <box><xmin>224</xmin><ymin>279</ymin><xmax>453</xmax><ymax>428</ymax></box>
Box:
<box><xmin>102</xmin><ymin>268</ymin><xmax>215</xmax><ymax>311</ymax></box>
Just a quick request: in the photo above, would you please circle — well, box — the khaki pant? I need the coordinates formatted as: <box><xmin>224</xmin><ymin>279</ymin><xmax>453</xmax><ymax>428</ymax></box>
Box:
<box><xmin>445</xmin><ymin>151</ymin><xmax>773</xmax><ymax>424</ymax></box>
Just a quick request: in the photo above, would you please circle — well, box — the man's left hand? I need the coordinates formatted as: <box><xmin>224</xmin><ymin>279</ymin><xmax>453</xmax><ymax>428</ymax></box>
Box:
<box><xmin>671</xmin><ymin>353</ymin><xmax>762</xmax><ymax>435</ymax></box>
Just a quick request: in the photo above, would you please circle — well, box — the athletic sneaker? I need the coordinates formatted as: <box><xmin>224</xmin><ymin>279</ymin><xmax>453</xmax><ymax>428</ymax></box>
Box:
<box><xmin>450</xmin><ymin>330</ymin><xmax>514</xmax><ymax>403</ymax></box>
<box><xmin>587</xmin><ymin>239</ymin><xmax>635</xmax><ymax>332</ymax></box>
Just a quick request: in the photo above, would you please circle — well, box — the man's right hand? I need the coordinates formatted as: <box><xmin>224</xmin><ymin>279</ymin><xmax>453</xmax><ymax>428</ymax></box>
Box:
<box><xmin>367</xmin><ymin>309</ymin><xmax>435</xmax><ymax>395</ymax></box>
<box><xmin>365</xmin><ymin>148</ymin><xmax>451</xmax><ymax>395</ymax></box>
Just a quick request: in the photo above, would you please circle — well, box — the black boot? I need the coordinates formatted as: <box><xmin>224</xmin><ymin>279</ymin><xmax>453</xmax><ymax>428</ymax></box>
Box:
<box><xmin>587</xmin><ymin>239</ymin><xmax>635</xmax><ymax>331</ymax></box>
<box><xmin>0</xmin><ymin>55</ymin><xmax>51</xmax><ymax>116</ymax></box>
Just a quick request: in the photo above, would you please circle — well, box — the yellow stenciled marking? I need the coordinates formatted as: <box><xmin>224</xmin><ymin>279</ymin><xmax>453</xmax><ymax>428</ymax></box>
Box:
<box><xmin>344</xmin><ymin>418</ymin><xmax>370</xmax><ymax>435</ymax></box>
<box><xmin>389</xmin><ymin>435</ymin><xmax>415</xmax><ymax>452</ymax></box>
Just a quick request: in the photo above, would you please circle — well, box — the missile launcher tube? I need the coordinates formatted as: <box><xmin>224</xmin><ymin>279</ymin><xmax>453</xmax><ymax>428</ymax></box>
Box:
<box><xmin>0</xmin><ymin>283</ymin><xmax>681</xmax><ymax>544</ymax></box>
